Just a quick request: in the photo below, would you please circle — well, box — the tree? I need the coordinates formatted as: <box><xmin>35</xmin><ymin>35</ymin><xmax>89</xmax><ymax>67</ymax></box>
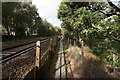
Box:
<box><xmin>2</xmin><ymin>2</ymin><xmax>61</xmax><ymax>40</ymax></box>
<box><xmin>58</xmin><ymin>1</ymin><xmax>120</xmax><ymax>66</ymax></box>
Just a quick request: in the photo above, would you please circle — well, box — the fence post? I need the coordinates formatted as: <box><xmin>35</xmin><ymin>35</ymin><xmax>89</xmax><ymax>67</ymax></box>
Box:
<box><xmin>50</xmin><ymin>38</ymin><xmax>52</xmax><ymax>49</ymax></box>
<box><xmin>74</xmin><ymin>40</ymin><xmax>76</xmax><ymax>46</ymax></box>
<box><xmin>35</xmin><ymin>41</ymin><xmax>41</xmax><ymax>67</ymax></box>
<box><xmin>81</xmin><ymin>40</ymin><xmax>84</xmax><ymax>57</ymax></box>
<box><xmin>113</xmin><ymin>54</ymin><xmax>116</xmax><ymax>78</ymax></box>
<box><xmin>80</xmin><ymin>40</ymin><xmax>84</xmax><ymax>63</ymax></box>
<box><xmin>35</xmin><ymin>41</ymin><xmax>41</xmax><ymax>79</ymax></box>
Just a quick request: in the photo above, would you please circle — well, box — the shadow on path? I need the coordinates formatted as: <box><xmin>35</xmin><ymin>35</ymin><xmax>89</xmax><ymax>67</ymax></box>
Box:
<box><xmin>43</xmin><ymin>42</ymin><xmax>60</xmax><ymax>78</ymax></box>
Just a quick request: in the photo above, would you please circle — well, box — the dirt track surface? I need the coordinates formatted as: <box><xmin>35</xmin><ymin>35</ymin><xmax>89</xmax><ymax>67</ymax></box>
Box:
<box><xmin>2</xmin><ymin>49</ymin><xmax>35</xmax><ymax>79</ymax></box>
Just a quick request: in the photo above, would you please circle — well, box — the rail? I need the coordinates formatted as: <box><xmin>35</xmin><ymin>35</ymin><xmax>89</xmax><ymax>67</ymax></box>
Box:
<box><xmin>0</xmin><ymin>37</ymin><xmax>57</xmax><ymax>64</ymax></box>
<box><xmin>1</xmin><ymin>38</ymin><xmax>49</xmax><ymax>51</ymax></box>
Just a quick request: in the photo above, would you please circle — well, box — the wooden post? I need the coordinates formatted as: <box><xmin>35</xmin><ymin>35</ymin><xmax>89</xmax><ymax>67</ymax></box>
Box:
<box><xmin>80</xmin><ymin>40</ymin><xmax>84</xmax><ymax>63</ymax></box>
<box><xmin>35</xmin><ymin>41</ymin><xmax>41</xmax><ymax>79</ymax></box>
<box><xmin>68</xmin><ymin>37</ymin><xmax>69</xmax><ymax>44</ymax></box>
<box><xmin>74</xmin><ymin>40</ymin><xmax>76</xmax><ymax>46</ymax></box>
<box><xmin>81</xmin><ymin>40</ymin><xmax>84</xmax><ymax>57</ymax></box>
<box><xmin>113</xmin><ymin>54</ymin><xmax>116</xmax><ymax>78</ymax></box>
<box><xmin>34</xmin><ymin>41</ymin><xmax>41</xmax><ymax>79</ymax></box>
<box><xmin>50</xmin><ymin>38</ymin><xmax>52</xmax><ymax>49</ymax></box>
<box><xmin>35</xmin><ymin>41</ymin><xmax>41</xmax><ymax>67</ymax></box>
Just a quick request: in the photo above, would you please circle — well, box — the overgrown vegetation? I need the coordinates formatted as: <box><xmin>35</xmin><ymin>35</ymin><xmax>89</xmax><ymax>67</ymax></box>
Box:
<box><xmin>57</xmin><ymin>1</ymin><xmax>120</xmax><ymax>67</ymax></box>
<box><xmin>2</xmin><ymin>2</ymin><xmax>61</xmax><ymax>41</ymax></box>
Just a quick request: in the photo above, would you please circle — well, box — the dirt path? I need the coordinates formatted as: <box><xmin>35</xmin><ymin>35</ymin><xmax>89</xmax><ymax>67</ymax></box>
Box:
<box><xmin>55</xmin><ymin>40</ymin><xmax>66</xmax><ymax>78</ymax></box>
<box><xmin>44</xmin><ymin>39</ymin><xmax>67</xmax><ymax>79</ymax></box>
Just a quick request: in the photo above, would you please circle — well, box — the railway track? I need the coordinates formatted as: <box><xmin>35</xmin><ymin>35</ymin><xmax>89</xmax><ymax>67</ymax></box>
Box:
<box><xmin>1</xmin><ymin>38</ymin><xmax>49</xmax><ymax>51</ymax></box>
<box><xmin>1</xmin><ymin>36</ymin><xmax>59</xmax><ymax>79</ymax></box>
<box><xmin>1</xmin><ymin>38</ymin><xmax>50</xmax><ymax>64</ymax></box>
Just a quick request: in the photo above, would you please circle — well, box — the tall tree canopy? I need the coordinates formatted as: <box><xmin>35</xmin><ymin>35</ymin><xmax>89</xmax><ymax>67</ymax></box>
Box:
<box><xmin>58</xmin><ymin>1</ymin><xmax>120</xmax><ymax>66</ymax></box>
<box><xmin>2</xmin><ymin>2</ymin><xmax>61</xmax><ymax>38</ymax></box>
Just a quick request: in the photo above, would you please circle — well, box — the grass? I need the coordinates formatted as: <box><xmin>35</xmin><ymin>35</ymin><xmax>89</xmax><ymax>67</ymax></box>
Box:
<box><xmin>65</xmin><ymin>45</ymin><xmax>112</xmax><ymax>78</ymax></box>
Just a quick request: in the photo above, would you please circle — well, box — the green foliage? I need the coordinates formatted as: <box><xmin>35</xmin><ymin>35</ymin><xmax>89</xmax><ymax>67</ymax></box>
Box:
<box><xmin>2</xmin><ymin>2</ymin><xmax>61</xmax><ymax>39</ymax></box>
<box><xmin>58</xmin><ymin>2</ymin><xmax>120</xmax><ymax>67</ymax></box>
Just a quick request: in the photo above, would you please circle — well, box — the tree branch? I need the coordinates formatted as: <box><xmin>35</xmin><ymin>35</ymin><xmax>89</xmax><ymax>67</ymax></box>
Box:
<box><xmin>107</xmin><ymin>0</ymin><xmax>120</xmax><ymax>12</ymax></box>
<box><xmin>99</xmin><ymin>11</ymin><xmax>120</xmax><ymax>17</ymax></box>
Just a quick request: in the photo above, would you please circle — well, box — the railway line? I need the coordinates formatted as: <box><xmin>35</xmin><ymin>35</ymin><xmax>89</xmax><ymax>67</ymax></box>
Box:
<box><xmin>1</xmin><ymin>38</ymin><xmax>50</xmax><ymax>64</ymax></box>
<box><xmin>1</xmin><ymin>37</ymin><xmax>59</xmax><ymax>79</ymax></box>
<box><xmin>1</xmin><ymin>36</ymin><xmax>65</xmax><ymax>79</ymax></box>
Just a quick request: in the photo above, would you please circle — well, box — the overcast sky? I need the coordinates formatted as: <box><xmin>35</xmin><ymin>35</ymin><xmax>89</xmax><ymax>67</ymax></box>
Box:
<box><xmin>32</xmin><ymin>0</ymin><xmax>62</xmax><ymax>28</ymax></box>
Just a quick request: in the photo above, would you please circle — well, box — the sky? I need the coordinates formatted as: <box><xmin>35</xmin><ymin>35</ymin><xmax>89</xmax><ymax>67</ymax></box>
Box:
<box><xmin>32</xmin><ymin>0</ymin><xmax>119</xmax><ymax>28</ymax></box>
<box><xmin>32</xmin><ymin>0</ymin><xmax>62</xmax><ymax>28</ymax></box>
